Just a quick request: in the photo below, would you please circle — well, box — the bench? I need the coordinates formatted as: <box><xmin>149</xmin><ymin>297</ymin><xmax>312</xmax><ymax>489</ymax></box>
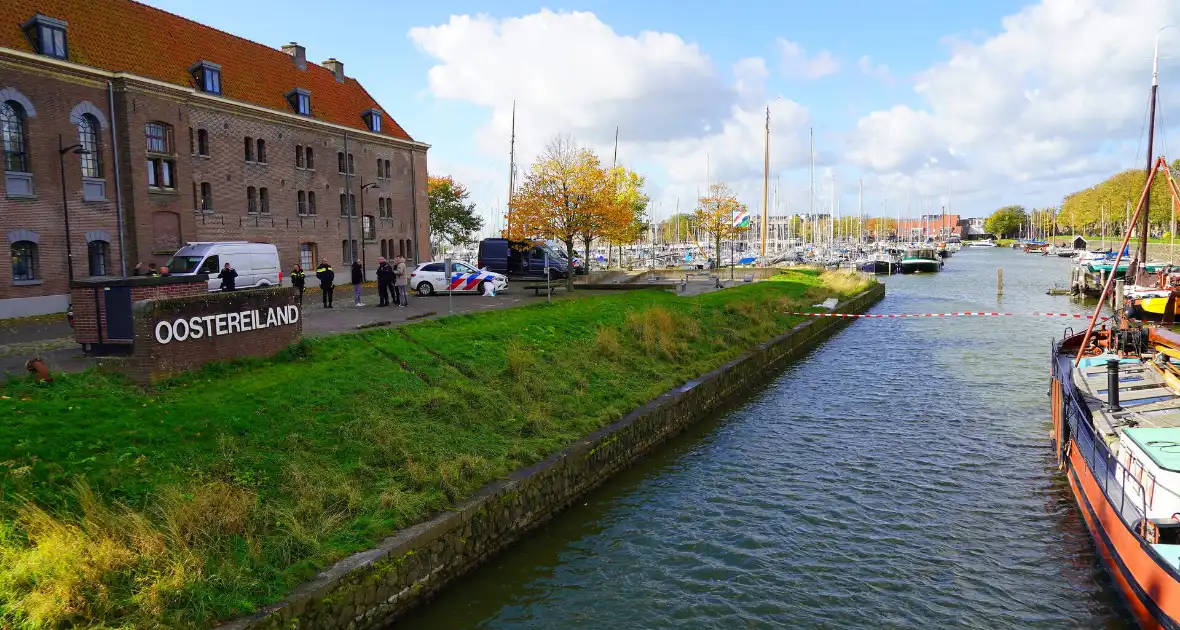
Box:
<box><xmin>523</xmin><ymin>284</ymin><xmax>566</xmax><ymax>296</ymax></box>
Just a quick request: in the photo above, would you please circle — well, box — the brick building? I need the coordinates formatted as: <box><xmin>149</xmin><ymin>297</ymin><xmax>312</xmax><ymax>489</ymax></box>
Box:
<box><xmin>0</xmin><ymin>0</ymin><xmax>430</xmax><ymax>318</ymax></box>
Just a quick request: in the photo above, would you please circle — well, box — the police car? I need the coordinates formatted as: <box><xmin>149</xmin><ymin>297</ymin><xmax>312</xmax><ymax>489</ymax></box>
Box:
<box><xmin>410</xmin><ymin>261</ymin><xmax>508</xmax><ymax>296</ymax></box>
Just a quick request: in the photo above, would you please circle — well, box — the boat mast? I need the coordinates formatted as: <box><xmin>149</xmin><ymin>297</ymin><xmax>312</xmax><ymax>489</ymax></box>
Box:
<box><xmin>858</xmin><ymin>179</ymin><xmax>863</xmax><ymax>244</ymax></box>
<box><xmin>506</xmin><ymin>101</ymin><xmax>516</xmax><ymax>236</ymax></box>
<box><xmin>761</xmin><ymin>106</ymin><xmax>770</xmax><ymax>259</ymax></box>
<box><xmin>809</xmin><ymin>127</ymin><xmax>815</xmax><ymax>248</ymax></box>
<box><xmin>1138</xmin><ymin>30</ymin><xmax>1163</xmax><ymax>264</ymax></box>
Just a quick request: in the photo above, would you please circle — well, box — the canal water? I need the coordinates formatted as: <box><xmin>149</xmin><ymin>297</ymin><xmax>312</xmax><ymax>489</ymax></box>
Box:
<box><xmin>400</xmin><ymin>248</ymin><xmax>1135</xmax><ymax>630</ymax></box>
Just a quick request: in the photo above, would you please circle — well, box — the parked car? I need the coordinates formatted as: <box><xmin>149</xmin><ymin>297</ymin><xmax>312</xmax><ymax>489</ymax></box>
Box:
<box><xmin>410</xmin><ymin>260</ymin><xmax>508</xmax><ymax>296</ymax></box>
<box><xmin>476</xmin><ymin>238</ymin><xmax>568</xmax><ymax>280</ymax></box>
<box><xmin>165</xmin><ymin>241</ymin><xmax>280</xmax><ymax>291</ymax></box>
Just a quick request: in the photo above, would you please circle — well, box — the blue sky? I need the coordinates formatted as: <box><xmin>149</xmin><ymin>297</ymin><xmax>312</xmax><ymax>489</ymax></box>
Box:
<box><xmin>145</xmin><ymin>0</ymin><xmax>1179</xmax><ymax>232</ymax></box>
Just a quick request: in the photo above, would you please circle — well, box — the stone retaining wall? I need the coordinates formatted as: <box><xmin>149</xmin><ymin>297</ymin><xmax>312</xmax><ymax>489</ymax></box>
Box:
<box><xmin>217</xmin><ymin>282</ymin><xmax>886</xmax><ymax>630</ymax></box>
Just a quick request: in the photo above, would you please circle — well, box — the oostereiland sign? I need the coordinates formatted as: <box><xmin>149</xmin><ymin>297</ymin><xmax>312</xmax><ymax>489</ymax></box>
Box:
<box><xmin>154</xmin><ymin>305</ymin><xmax>301</xmax><ymax>344</ymax></box>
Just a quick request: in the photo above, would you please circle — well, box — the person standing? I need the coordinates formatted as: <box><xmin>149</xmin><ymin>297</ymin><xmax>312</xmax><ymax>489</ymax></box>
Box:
<box><xmin>316</xmin><ymin>258</ymin><xmax>335</xmax><ymax>308</ymax></box>
<box><xmin>291</xmin><ymin>264</ymin><xmax>306</xmax><ymax>305</ymax></box>
<box><xmin>351</xmin><ymin>259</ymin><xmax>365</xmax><ymax>307</ymax></box>
<box><xmin>217</xmin><ymin>262</ymin><xmax>237</xmax><ymax>291</ymax></box>
<box><xmin>394</xmin><ymin>255</ymin><xmax>409</xmax><ymax>307</ymax></box>
<box><xmin>376</xmin><ymin>257</ymin><xmax>394</xmax><ymax>307</ymax></box>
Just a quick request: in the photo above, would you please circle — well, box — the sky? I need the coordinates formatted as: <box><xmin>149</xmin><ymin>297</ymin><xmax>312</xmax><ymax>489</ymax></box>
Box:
<box><xmin>145</xmin><ymin>0</ymin><xmax>1180</xmax><ymax>237</ymax></box>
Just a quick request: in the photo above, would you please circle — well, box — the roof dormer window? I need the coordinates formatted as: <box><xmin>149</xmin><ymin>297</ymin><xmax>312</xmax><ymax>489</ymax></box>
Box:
<box><xmin>287</xmin><ymin>89</ymin><xmax>311</xmax><ymax>116</ymax></box>
<box><xmin>23</xmin><ymin>14</ymin><xmax>68</xmax><ymax>60</ymax></box>
<box><xmin>362</xmin><ymin>108</ymin><xmax>382</xmax><ymax>133</ymax></box>
<box><xmin>191</xmin><ymin>61</ymin><xmax>221</xmax><ymax>95</ymax></box>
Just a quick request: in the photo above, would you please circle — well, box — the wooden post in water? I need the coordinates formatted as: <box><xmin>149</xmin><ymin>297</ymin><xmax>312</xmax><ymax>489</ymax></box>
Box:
<box><xmin>997</xmin><ymin>268</ymin><xmax>1004</xmax><ymax>297</ymax></box>
<box><xmin>1115</xmin><ymin>279</ymin><xmax>1125</xmax><ymax>310</ymax></box>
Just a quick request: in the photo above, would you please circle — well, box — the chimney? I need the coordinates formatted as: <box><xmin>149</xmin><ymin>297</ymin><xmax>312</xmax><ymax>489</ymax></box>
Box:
<box><xmin>281</xmin><ymin>42</ymin><xmax>306</xmax><ymax>70</ymax></box>
<box><xmin>322</xmin><ymin>58</ymin><xmax>344</xmax><ymax>83</ymax></box>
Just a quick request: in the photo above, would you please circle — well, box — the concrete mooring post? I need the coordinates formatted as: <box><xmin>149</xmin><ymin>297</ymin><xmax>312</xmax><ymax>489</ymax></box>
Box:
<box><xmin>997</xmin><ymin>268</ymin><xmax>1004</xmax><ymax>297</ymax></box>
<box><xmin>1115</xmin><ymin>279</ymin><xmax>1125</xmax><ymax>310</ymax></box>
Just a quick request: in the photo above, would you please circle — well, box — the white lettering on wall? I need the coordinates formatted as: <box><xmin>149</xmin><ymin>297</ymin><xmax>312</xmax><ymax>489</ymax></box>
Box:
<box><xmin>154</xmin><ymin>306</ymin><xmax>301</xmax><ymax>344</ymax></box>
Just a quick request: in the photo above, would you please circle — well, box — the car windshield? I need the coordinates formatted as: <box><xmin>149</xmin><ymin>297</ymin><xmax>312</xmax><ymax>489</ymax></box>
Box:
<box><xmin>165</xmin><ymin>255</ymin><xmax>204</xmax><ymax>274</ymax></box>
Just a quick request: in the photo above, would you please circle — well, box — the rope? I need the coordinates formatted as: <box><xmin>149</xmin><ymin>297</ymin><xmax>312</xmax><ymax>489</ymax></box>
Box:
<box><xmin>783</xmin><ymin>311</ymin><xmax>1111</xmax><ymax>320</ymax></box>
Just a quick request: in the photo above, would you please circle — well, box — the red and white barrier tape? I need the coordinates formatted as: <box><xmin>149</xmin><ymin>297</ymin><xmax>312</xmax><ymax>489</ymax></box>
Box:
<box><xmin>785</xmin><ymin>311</ymin><xmax>1110</xmax><ymax>320</ymax></box>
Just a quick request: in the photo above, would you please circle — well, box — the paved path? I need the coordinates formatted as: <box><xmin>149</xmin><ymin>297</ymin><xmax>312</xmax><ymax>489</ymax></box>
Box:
<box><xmin>0</xmin><ymin>285</ymin><xmax>614</xmax><ymax>378</ymax></box>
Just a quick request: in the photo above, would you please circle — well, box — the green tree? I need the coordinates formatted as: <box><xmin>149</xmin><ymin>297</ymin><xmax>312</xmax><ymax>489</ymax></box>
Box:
<box><xmin>985</xmin><ymin>205</ymin><xmax>1028</xmax><ymax>238</ymax></box>
<box><xmin>428</xmin><ymin>176</ymin><xmax>484</xmax><ymax>249</ymax></box>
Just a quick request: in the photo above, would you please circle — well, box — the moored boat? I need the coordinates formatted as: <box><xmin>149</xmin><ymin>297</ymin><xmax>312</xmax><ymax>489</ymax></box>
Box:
<box><xmin>899</xmin><ymin>248</ymin><xmax>942</xmax><ymax>274</ymax></box>
<box><xmin>969</xmin><ymin>239</ymin><xmax>998</xmax><ymax>248</ymax></box>
<box><xmin>1051</xmin><ymin>145</ymin><xmax>1180</xmax><ymax>628</ymax></box>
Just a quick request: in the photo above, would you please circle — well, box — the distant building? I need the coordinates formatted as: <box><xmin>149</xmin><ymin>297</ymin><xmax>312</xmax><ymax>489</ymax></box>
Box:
<box><xmin>0</xmin><ymin>0</ymin><xmax>430</xmax><ymax>317</ymax></box>
<box><xmin>959</xmin><ymin>218</ymin><xmax>992</xmax><ymax>240</ymax></box>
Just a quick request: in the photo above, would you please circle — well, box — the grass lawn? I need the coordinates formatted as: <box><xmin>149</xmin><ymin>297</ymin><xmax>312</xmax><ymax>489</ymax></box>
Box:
<box><xmin>0</xmin><ymin>269</ymin><xmax>873</xmax><ymax>629</ymax></box>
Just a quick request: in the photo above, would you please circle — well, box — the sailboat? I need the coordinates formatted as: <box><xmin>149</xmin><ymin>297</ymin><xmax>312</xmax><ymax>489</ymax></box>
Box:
<box><xmin>1051</xmin><ymin>31</ymin><xmax>1180</xmax><ymax>630</ymax></box>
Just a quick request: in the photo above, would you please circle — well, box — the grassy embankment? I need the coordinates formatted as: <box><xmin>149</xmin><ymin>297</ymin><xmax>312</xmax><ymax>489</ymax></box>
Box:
<box><xmin>0</xmin><ymin>269</ymin><xmax>873</xmax><ymax>629</ymax></box>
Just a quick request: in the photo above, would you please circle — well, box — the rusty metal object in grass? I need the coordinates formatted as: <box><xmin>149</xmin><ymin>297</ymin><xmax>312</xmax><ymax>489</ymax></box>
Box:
<box><xmin>26</xmin><ymin>357</ymin><xmax>52</xmax><ymax>383</ymax></box>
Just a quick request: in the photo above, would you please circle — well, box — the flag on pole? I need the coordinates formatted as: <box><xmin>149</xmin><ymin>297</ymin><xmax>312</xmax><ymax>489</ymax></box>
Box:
<box><xmin>733</xmin><ymin>210</ymin><xmax>750</xmax><ymax>228</ymax></box>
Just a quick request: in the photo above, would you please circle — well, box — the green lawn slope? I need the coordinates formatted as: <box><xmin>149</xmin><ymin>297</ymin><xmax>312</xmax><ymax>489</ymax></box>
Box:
<box><xmin>0</xmin><ymin>269</ymin><xmax>873</xmax><ymax>629</ymax></box>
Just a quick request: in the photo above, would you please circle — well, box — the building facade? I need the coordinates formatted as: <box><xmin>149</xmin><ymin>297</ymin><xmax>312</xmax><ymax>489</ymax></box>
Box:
<box><xmin>0</xmin><ymin>0</ymin><xmax>430</xmax><ymax>318</ymax></box>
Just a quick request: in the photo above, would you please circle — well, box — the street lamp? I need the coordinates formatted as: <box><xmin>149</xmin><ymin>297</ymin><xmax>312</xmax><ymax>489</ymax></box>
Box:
<box><xmin>360</xmin><ymin>180</ymin><xmax>378</xmax><ymax>281</ymax></box>
<box><xmin>58</xmin><ymin>134</ymin><xmax>91</xmax><ymax>282</ymax></box>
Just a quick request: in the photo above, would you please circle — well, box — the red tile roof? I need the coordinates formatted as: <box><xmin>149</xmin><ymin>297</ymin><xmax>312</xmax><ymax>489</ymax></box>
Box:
<box><xmin>0</xmin><ymin>0</ymin><xmax>412</xmax><ymax>141</ymax></box>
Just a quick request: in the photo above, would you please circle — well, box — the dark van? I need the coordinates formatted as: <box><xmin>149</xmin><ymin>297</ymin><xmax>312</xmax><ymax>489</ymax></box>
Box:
<box><xmin>477</xmin><ymin>238</ymin><xmax>568</xmax><ymax>279</ymax></box>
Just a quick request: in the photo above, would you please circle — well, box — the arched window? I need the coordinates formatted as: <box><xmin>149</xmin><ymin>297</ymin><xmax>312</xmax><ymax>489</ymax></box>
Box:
<box><xmin>246</xmin><ymin>186</ymin><xmax>257</xmax><ymax>214</ymax></box>
<box><xmin>398</xmin><ymin>239</ymin><xmax>405</xmax><ymax>258</ymax></box>
<box><xmin>347</xmin><ymin>153</ymin><xmax>354</xmax><ymax>174</ymax></box>
<box><xmin>406</xmin><ymin>238</ymin><xmax>413</xmax><ymax>261</ymax></box>
<box><xmin>87</xmin><ymin>240</ymin><xmax>109</xmax><ymax>276</ymax></box>
<box><xmin>384</xmin><ymin>159</ymin><xmax>391</xmax><ymax>179</ymax></box>
<box><xmin>197</xmin><ymin>129</ymin><xmax>209</xmax><ymax>156</ymax></box>
<box><xmin>378</xmin><ymin>197</ymin><xmax>385</xmax><ymax>218</ymax></box>
<box><xmin>380</xmin><ymin>240</ymin><xmax>387</xmax><ymax>258</ymax></box>
<box><xmin>376</xmin><ymin>157</ymin><xmax>383</xmax><ymax>179</ymax></box>
<box><xmin>297</xmin><ymin>190</ymin><xmax>307</xmax><ymax>215</ymax></box>
<box><xmin>244</xmin><ymin>137</ymin><xmax>254</xmax><ymax>161</ymax></box>
<box><xmin>77</xmin><ymin>113</ymin><xmax>101</xmax><ymax>178</ymax></box>
<box><xmin>259</xmin><ymin>187</ymin><xmax>269</xmax><ymax>214</ymax></box>
<box><xmin>11</xmin><ymin>240</ymin><xmax>37</xmax><ymax>281</ymax></box>
<box><xmin>339</xmin><ymin>193</ymin><xmax>347</xmax><ymax>217</ymax></box>
<box><xmin>306</xmin><ymin>147</ymin><xmax>315</xmax><ymax>170</ymax></box>
<box><xmin>1</xmin><ymin>100</ymin><xmax>29</xmax><ymax>173</ymax></box>
<box><xmin>307</xmin><ymin>191</ymin><xmax>316</xmax><ymax>215</ymax></box>
<box><xmin>256</xmin><ymin>138</ymin><xmax>266</xmax><ymax>163</ymax></box>
<box><xmin>296</xmin><ymin>144</ymin><xmax>304</xmax><ymax>168</ymax></box>
<box><xmin>349</xmin><ymin>194</ymin><xmax>356</xmax><ymax>216</ymax></box>
<box><xmin>337</xmin><ymin>151</ymin><xmax>345</xmax><ymax>173</ymax></box>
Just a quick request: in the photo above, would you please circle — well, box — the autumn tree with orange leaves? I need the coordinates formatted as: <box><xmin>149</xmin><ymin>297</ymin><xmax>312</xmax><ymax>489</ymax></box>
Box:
<box><xmin>693</xmin><ymin>182</ymin><xmax>747</xmax><ymax>267</ymax></box>
<box><xmin>508</xmin><ymin>136</ymin><xmax>642</xmax><ymax>288</ymax></box>
<box><xmin>593</xmin><ymin>166</ymin><xmax>649</xmax><ymax>269</ymax></box>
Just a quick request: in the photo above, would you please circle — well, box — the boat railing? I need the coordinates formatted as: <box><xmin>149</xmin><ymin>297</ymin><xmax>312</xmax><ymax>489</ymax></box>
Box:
<box><xmin>1053</xmin><ymin>346</ymin><xmax>1152</xmax><ymax>532</ymax></box>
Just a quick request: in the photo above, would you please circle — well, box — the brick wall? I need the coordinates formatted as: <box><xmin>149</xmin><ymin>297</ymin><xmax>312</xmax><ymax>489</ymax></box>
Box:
<box><xmin>1</xmin><ymin>53</ymin><xmax>430</xmax><ymax>317</ymax></box>
<box><xmin>71</xmin><ymin>275</ymin><xmax>209</xmax><ymax>345</ymax></box>
<box><xmin>0</xmin><ymin>63</ymin><xmax>124</xmax><ymax>313</ymax></box>
<box><xmin>121</xmin><ymin>285</ymin><xmax>300</xmax><ymax>384</ymax></box>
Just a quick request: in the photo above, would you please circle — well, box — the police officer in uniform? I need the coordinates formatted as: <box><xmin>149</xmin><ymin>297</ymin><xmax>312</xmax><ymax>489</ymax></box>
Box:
<box><xmin>315</xmin><ymin>258</ymin><xmax>335</xmax><ymax>308</ymax></box>
<box><xmin>291</xmin><ymin>263</ymin><xmax>307</xmax><ymax>305</ymax></box>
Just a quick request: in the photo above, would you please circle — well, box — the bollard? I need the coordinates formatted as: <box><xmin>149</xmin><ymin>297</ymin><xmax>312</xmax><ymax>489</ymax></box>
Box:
<box><xmin>1115</xmin><ymin>279</ymin><xmax>1125</xmax><ymax>310</ymax></box>
<box><xmin>997</xmin><ymin>268</ymin><xmax>1004</xmax><ymax>297</ymax></box>
<box><xmin>1106</xmin><ymin>359</ymin><xmax>1122</xmax><ymax>411</ymax></box>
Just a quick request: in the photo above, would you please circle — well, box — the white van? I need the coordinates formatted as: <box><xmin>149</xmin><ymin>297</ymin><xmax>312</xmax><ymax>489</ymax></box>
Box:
<box><xmin>165</xmin><ymin>242</ymin><xmax>281</xmax><ymax>291</ymax></box>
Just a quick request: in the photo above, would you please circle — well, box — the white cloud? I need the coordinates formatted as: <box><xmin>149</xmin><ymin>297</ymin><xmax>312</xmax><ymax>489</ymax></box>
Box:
<box><xmin>857</xmin><ymin>55</ymin><xmax>893</xmax><ymax>83</ymax></box>
<box><xmin>847</xmin><ymin>0</ymin><xmax>1180</xmax><ymax>213</ymax></box>
<box><xmin>409</xmin><ymin>10</ymin><xmax>818</xmax><ymax>233</ymax></box>
<box><xmin>777</xmin><ymin>38</ymin><xmax>839</xmax><ymax>79</ymax></box>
